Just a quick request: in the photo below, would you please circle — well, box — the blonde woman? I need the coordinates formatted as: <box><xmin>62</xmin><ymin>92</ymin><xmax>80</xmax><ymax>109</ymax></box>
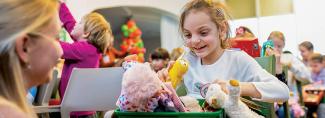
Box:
<box><xmin>0</xmin><ymin>0</ymin><xmax>62</xmax><ymax>117</ymax></box>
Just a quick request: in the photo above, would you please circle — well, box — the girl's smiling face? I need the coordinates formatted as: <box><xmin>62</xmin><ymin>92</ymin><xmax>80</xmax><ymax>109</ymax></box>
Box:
<box><xmin>183</xmin><ymin>10</ymin><xmax>223</xmax><ymax>60</ymax></box>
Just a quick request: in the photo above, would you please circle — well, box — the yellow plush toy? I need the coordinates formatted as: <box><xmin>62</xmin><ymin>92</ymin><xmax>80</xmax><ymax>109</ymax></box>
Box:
<box><xmin>168</xmin><ymin>58</ymin><xmax>189</xmax><ymax>88</ymax></box>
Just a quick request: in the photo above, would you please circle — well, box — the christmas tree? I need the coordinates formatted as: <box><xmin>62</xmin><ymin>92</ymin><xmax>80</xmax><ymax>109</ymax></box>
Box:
<box><xmin>120</xmin><ymin>19</ymin><xmax>146</xmax><ymax>62</ymax></box>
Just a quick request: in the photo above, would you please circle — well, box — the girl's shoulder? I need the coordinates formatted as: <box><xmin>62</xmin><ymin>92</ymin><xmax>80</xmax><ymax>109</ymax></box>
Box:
<box><xmin>223</xmin><ymin>49</ymin><xmax>257</xmax><ymax>65</ymax></box>
<box><xmin>224</xmin><ymin>49</ymin><xmax>248</xmax><ymax>56</ymax></box>
<box><xmin>224</xmin><ymin>49</ymin><xmax>251</xmax><ymax>59</ymax></box>
<box><xmin>183</xmin><ymin>49</ymin><xmax>252</xmax><ymax>64</ymax></box>
<box><xmin>0</xmin><ymin>98</ymin><xmax>26</xmax><ymax>118</ymax></box>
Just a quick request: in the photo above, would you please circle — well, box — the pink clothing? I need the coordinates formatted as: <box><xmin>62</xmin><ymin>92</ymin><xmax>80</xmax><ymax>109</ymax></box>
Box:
<box><xmin>59</xmin><ymin>3</ymin><xmax>99</xmax><ymax>116</ymax></box>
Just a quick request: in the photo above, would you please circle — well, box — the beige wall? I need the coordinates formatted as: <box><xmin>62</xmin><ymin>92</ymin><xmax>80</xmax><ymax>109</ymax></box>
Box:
<box><xmin>65</xmin><ymin>0</ymin><xmax>188</xmax><ymax>21</ymax></box>
<box><xmin>226</xmin><ymin>0</ymin><xmax>256</xmax><ymax>19</ymax></box>
<box><xmin>260</xmin><ymin>0</ymin><xmax>293</xmax><ymax>16</ymax></box>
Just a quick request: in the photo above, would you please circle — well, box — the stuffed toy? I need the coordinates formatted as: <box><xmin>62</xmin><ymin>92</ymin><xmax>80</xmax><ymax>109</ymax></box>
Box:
<box><xmin>117</xmin><ymin>62</ymin><xmax>187</xmax><ymax>112</ymax></box>
<box><xmin>261</xmin><ymin>40</ymin><xmax>274</xmax><ymax>57</ymax></box>
<box><xmin>288</xmin><ymin>96</ymin><xmax>305</xmax><ymax>117</ymax></box>
<box><xmin>100</xmin><ymin>47</ymin><xmax>126</xmax><ymax>67</ymax></box>
<box><xmin>164</xmin><ymin>82</ymin><xmax>187</xmax><ymax>112</ymax></box>
<box><xmin>168</xmin><ymin>58</ymin><xmax>189</xmax><ymax>88</ymax></box>
<box><xmin>205</xmin><ymin>80</ymin><xmax>264</xmax><ymax>118</ymax></box>
<box><xmin>179</xmin><ymin>96</ymin><xmax>203</xmax><ymax>112</ymax></box>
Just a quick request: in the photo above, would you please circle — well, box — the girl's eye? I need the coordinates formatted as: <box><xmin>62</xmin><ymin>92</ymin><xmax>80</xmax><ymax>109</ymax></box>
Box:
<box><xmin>184</xmin><ymin>33</ymin><xmax>192</xmax><ymax>39</ymax></box>
<box><xmin>201</xmin><ymin>31</ymin><xmax>208</xmax><ymax>36</ymax></box>
<box><xmin>200</xmin><ymin>30</ymin><xmax>209</xmax><ymax>36</ymax></box>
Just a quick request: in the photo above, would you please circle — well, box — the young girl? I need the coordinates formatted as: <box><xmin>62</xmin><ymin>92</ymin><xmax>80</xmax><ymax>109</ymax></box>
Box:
<box><xmin>59</xmin><ymin>2</ymin><xmax>113</xmax><ymax>98</ymax></box>
<box><xmin>159</xmin><ymin>0</ymin><xmax>289</xmax><ymax>103</ymax></box>
<box><xmin>299</xmin><ymin>41</ymin><xmax>314</xmax><ymax>66</ymax></box>
<box><xmin>59</xmin><ymin>2</ymin><xmax>113</xmax><ymax>117</ymax></box>
<box><xmin>267</xmin><ymin>31</ymin><xmax>311</xmax><ymax>84</ymax></box>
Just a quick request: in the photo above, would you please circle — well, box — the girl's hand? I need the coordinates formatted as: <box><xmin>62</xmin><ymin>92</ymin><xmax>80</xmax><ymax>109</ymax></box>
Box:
<box><xmin>212</xmin><ymin>79</ymin><xmax>229</xmax><ymax>94</ymax></box>
<box><xmin>157</xmin><ymin>61</ymin><xmax>175</xmax><ymax>82</ymax></box>
<box><xmin>266</xmin><ymin>48</ymin><xmax>281</xmax><ymax>59</ymax></box>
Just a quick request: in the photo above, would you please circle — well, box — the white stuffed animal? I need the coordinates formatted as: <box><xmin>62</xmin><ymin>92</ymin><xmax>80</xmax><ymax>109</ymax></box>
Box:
<box><xmin>179</xmin><ymin>96</ymin><xmax>203</xmax><ymax>112</ymax></box>
<box><xmin>205</xmin><ymin>80</ymin><xmax>264</xmax><ymax>118</ymax></box>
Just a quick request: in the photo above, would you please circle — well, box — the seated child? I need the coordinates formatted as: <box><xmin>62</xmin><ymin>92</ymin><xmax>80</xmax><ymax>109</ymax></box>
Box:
<box><xmin>149</xmin><ymin>48</ymin><xmax>170</xmax><ymax>72</ymax></box>
<box><xmin>309</xmin><ymin>53</ymin><xmax>325</xmax><ymax>85</ymax></box>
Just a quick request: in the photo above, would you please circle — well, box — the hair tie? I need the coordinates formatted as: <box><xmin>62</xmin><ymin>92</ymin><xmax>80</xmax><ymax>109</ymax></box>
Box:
<box><xmin>206</xmin><ymin>0</ymin><xmax>213</xmax><ymax>6</ymax></box>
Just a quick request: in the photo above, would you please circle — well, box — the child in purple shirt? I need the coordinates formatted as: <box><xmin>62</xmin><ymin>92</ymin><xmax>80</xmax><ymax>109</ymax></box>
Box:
<box><xmin>59</xmin><ymin>2</ymin><xmax>113</xmax><ymax>117</ymax></box>
<box><xmin>309</xmin><ymin>53</ymin><xmax>325</xmax><ymax>85</ymax></box>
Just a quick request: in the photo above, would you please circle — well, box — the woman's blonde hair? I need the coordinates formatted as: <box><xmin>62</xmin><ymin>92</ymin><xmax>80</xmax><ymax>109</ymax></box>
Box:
<box><xmin>83</xmin><ymin>12</ymin><xmax>113</xmax><ymax>53</ymax></box>
<box><xmin>180</xmin><ymin>0</ymin><xmax>231</xmax><ymax>49</ymax></box>
<box><xmin>0</xmin><ymin>0</ymin><xmax>58</xmax><ymax>117</ymax></box>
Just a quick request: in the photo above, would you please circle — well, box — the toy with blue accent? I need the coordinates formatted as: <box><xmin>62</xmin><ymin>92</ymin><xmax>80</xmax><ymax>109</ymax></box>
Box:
<box><xmin>261</xmin><ymin>40</ymin><xmax>274</xmax><ymax>57</ymax></box>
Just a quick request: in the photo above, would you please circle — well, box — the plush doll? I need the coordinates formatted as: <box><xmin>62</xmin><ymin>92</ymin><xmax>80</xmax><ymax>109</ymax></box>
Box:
<box><xmin>100</xmin><ymin>47</ymin><xmax>126</xmax><ymax>67</ymax></box>
<box><xmin>179</xmin><ymin>96</ymin><xmax>203</xmax><ymax>112</ymax></box>
<box><xmin>168</xmin><ymin>58</ymin><xmax>189</xmax><ymax>88</ymax></box>
<box><xmin>205</xmin><ymin>80</ymin><xmax>264</xmax><ymax>118</ymax></box>
<box><xmin>288</xmin><ymin>96</ymin><xmax>305</xmax><ymax>117</ymax></box>
<box><xmin>261</xmin><ymin>40</ymin><xmax>274</xmax><ymax>57</ymax></box>
<box><xmin>164</xmin><ymin>82</ymin><xmax>187</xmax><ymax>112</ymax></box>
<box><xmin>117</xmin><ymin>62</ymin><xmax>185</xmax><ymax>112</ymax></box>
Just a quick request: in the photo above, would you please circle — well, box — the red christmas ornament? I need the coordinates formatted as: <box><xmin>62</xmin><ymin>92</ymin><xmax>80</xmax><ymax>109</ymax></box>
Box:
<box><xmin>135</xmin><ymin>29</ymin><xmax>142</xmax><ymax>36</ymax></box>
<box><xmin>127</xmin><ymin>20</ymin><xmax>136</xmax><ymax>29</ymax></box>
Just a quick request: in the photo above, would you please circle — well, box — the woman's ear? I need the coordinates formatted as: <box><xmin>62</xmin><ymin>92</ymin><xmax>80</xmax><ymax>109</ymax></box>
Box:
<box><xmin>15</xmin><ymin>35</ymin><xmax>30</xmax><ymax>64</ymax></box>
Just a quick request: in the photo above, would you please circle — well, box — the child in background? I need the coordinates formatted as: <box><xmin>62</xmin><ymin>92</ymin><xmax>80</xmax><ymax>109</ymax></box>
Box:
<box><xmin>299</xmin><ymin>41</ymin><xmax>314</xmax><ymax>66</ymax></box>
<box><xmin>59</xmin><ymin>2</ymin><xmax>113</xmax><ymax>117</ymax></box>
<box><xmin>171</xmin><ymin>47</ymin><xmax>185</xmax><ymax>61</ymax></box>
<box><xmin>149</xmin><ymin>48</ymin><xmax>170</xmax><ymax>72</ymax></box>
<box><xmin>158</xmin><ymin>0</ymin><xmax>289</xmax><ymax>103</ymax></box>
<box><xmin>266</xmin><ymin>31</ymin><xmax>286</xmax><ymax>76</ymax></box>
<box><xmin>267</xmin><ymin>31</ymin><xmax>312</xmax><ymax>83</ymax></box>
<box><xmin>309</xmin><ymin>53</ymin><xmax>325</xmax><ymax>85</ymax></box>
<box><xmin>305</xmin><ymin>53</ymin><xmax>325</xmax><ymax>118</ymax></box>
<box><xmin>234</xmin><ymin>26</ymin><xmax>256</xmax><ymax>39</ymax></box>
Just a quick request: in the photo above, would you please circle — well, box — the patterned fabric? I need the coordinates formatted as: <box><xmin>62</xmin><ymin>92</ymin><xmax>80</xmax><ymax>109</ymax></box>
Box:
<box><xmin>122</xmin><ymin>61</ymin><xmax>138</xmax><ymax>71</ymax></box>
<box><xmin>117</xmin><ymin>90</ymin><xmax>177</xmax><ymax>112</ymax></box>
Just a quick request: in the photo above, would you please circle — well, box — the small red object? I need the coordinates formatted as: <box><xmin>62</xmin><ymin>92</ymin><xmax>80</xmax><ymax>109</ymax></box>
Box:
<box><xmin>230</xmin><ymin>38</ymin><xmax>260</xmax><ymax>57</ymax></box>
